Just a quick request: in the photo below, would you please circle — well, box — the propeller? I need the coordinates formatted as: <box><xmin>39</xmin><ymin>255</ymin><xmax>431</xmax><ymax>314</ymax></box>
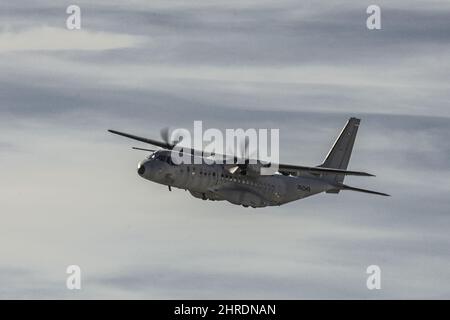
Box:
<box><xmin>226</xmin><ymin>135</ymin><xmax>259</xmax><ymax>175</ymax></box>
<box><xmin>160</xmin><ymin>127</ymin><xmax>171</xmax><ymax>146</ymax></box>
<box><xmin>160</xmin><ymin>127</ymin><xmax>184</xmax><ymax>150</ymax></box>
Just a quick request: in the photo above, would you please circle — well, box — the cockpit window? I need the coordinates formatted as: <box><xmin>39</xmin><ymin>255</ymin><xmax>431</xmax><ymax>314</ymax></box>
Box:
<box><xmin>155</xmin><ymin>153</ymin><xmax>173</xmax><ymax>165</ymax></box>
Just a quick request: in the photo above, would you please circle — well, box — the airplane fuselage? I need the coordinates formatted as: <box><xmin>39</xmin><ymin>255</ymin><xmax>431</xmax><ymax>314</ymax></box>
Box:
<box><xmin>138</xmin><ymin>151</ymin><xmax>335</xmax><ymax>208</ymax></box>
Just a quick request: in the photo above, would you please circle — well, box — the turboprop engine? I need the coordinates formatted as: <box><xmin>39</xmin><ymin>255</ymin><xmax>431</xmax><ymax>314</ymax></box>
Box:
<box><xmin>226</xmin><ymin>160</ymin><xmax>273</xmax><ymax>177</ymax></box>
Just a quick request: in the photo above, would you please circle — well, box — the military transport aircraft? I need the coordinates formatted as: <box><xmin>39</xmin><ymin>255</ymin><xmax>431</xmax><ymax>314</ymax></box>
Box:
<box><xmin>109</xmin><ymin>117</ymin><xmax>389</xmax><ymax>208</ymax></box>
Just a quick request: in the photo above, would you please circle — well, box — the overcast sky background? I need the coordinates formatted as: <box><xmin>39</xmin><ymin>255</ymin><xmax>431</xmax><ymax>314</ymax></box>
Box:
<box><xmin>1</xmin><ymin>0</ymin><xmax>449</xmax><ymax>299</ymax></box>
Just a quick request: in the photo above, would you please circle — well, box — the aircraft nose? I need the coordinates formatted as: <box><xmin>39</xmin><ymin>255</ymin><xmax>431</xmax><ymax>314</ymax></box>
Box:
<box><xmin>137</xmin><ymin>161</ymin><xmax>147</xmax><ymax>176</ymax></box>
<box><xmin>138</xmin><ymin>165</ymin><xmax>145</xmax><ymax>175</ymax></box>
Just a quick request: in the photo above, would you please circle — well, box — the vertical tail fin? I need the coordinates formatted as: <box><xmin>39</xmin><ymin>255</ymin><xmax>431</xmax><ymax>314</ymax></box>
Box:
<box><xmin>319</xmin><ymin>117</ymin><xmax>360</xmax><ymax>190</ymax></box>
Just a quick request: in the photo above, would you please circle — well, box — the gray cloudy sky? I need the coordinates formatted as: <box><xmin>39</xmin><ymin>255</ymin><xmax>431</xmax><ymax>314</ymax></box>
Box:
<box><xmin>1</xmin><ymin>0</ymin><xmax>449</xmax><ymax>299</ymax></box>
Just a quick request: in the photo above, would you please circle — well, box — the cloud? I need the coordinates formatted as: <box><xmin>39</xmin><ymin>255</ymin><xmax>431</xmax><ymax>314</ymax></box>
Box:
<box><xmin>1</xmin><ymin>0</ymin><xmax>450</xmax><ymax>299</ymax></box>
<box><xmin>0</xmin><ymin>26</ymin><xmax>146</xmax><ymax>52</ymax></box>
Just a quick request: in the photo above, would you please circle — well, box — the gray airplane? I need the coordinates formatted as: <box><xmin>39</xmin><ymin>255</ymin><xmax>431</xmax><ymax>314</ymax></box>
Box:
<box><xmin>109</xmin><ymin>117</ymin><xmax>389</xmax><ymax>208</ymax></box>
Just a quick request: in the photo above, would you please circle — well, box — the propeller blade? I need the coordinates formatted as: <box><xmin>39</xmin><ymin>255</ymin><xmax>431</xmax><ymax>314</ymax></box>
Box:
<box><xmin>160</xmin><ymin>127</ymin><xmax>171</xmax><ymax>145</ymax></box>
<box><xmin>238</xmin><ymin>135</ymin><xmax>258</xmax><ymax>163</ymax></box>
<box><xmin>160</xmin><ymin>127</ymin><xmax>184</xmax><ymax>149</ymax></box>
<box><xmin>238</xmin><ymin>136</ymin><xmax>247</xmax><ymax>159</ymax></box>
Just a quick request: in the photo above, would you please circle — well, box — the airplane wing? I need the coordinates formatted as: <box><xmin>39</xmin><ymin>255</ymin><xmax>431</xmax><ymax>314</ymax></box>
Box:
<box><xmin>108</xmin><ymin>129</ymin><xmax>233</xmax><ymax>158</ymax></box>
<box><xmin>108</xmin><ymin>129</ymin><xmax>173</xmax><ymax>149</ymax></box>
<box><xmin>108</xmin><ymin>129</ymin><xmax>374</xmax><ymax>177</ymax></box>
<box><xmin>277</xmin><ymin>163</ymin><xmax>374</xmax><ymax>177</ymax></box>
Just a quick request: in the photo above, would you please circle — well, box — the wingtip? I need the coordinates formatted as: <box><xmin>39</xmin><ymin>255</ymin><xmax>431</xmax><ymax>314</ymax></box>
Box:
<box><xmin>359</xmin><ymin>172</ymin><xmax>375</xmax><ymax>177</ymax></box>
<box><xmin>108</xmin><ymin>129</ymin><xmax>123</xmax><ymax>135</ymax></box>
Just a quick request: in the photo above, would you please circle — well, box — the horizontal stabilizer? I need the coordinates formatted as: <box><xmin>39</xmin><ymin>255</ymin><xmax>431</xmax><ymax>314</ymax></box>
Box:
<box><xmin>339</xmin><ymin>184</ymin><xmax>390</xmax><ymax>197</ymax></box>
